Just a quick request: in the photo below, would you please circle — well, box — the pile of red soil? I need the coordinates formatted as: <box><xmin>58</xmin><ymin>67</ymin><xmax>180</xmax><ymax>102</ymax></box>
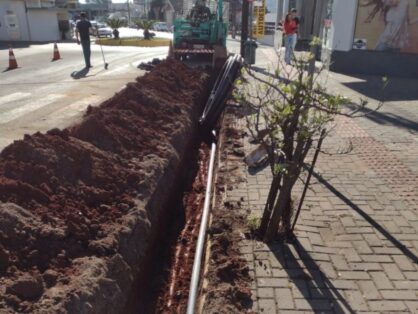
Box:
<box><xmin>0</xmin><ymin>59</ymin><xmax>208</xmax><ymax>313</ymax></box>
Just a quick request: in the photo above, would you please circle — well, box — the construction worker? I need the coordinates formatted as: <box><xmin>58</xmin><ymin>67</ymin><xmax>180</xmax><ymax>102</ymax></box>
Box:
<box><xmin>75</xmin><ymin>12</ymin><xmax>92</xmax><ymax>68</ymax></box>
<box><xmin>231</xmin><ymin>25</ymin><xmax>236</xmax><ymax>39</ymax></box>
<box><xmin>190</xmin><ymin>0</ymin><xmax>211</xmax><ymax>21</ymax></box>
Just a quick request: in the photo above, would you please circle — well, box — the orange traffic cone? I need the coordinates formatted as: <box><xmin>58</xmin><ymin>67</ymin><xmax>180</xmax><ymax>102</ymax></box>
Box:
<box><xmin>7</xmin><ymin>46</ymin><xmax>18</xmax><ymax>70</ymax></box>
<box><xmin>168</xmin><ymin>40</ymin><xmax>174</xmax><ymax>59</ymax></box>
<box><xmin>52</xmin><ymin>43</ymin><xmax>61</xmax><ymax>61</ymax></box>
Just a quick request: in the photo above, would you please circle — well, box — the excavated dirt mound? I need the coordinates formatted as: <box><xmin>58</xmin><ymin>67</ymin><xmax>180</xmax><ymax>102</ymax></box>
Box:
<box><xmin>0</xmin><ymin>59</ymin><xmax>209</xmax><ymax>313</ymax></box>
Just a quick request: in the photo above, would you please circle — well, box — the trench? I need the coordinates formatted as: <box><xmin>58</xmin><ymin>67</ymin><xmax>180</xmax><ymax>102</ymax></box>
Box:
<box><xmin>154</xmin><ymin>142</ymin><xmax>209</xmax><ymax>314</ymax></box>
<box><xmin>125</xmin><ymin>56</ymin><xmax>241</xmax><ymax>314</ymax></box>
<box><xmin>116</xmin><ymin>67</ymin><xmax>217</xmax><ymax>313</ymax></box>
<box><xmin>121</xmin><ymin>132</ymin><xmax>212</xmax><ymax>314</ymax></box>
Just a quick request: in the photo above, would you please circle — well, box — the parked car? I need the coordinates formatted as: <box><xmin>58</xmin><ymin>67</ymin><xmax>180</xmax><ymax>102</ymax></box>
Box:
<box><xmin>89</xmin><ymin>21</ymin><xmax>98</xmax><ymax>36</ymax></box>
<box><xmin>97</xmin><ymin>27</ymin><xmax>113</xmax><ymax>38</ymax></box>
<box><xmin>153</xmin><ymin>22</ymin><xmax>170</xmax><ymax>32</ymax></box>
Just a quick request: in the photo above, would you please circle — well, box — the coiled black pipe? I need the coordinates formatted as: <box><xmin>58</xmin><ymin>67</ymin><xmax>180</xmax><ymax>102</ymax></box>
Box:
<box><xmin>199</xmin><ymin>54</ymin><xmax>242</xmax><ymax>132</ymax></box>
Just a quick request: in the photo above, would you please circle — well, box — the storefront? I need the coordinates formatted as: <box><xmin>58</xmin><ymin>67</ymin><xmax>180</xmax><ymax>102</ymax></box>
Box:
<box><xmin>0</xmin><ymin>0</ymin><xmax>69</xmax><ymax>42</ymax></box>
<box><xmin>322</xmin><ymin>0</ymin><xmax>418</xmax><ymax>78</ymax></box>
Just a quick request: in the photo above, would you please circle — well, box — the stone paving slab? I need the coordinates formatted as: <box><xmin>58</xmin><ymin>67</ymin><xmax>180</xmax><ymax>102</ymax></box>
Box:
<box><xmin>225</xmin><ymin>41</ymin><xmax>418</xmax><ymax>313</ymax></box>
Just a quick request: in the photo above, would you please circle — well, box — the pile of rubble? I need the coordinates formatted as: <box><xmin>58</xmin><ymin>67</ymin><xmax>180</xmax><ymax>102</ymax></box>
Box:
<box><xmin>0</xmin><ymin>59</ymin><xmax>209</xmax><ymax>313</ymax></box>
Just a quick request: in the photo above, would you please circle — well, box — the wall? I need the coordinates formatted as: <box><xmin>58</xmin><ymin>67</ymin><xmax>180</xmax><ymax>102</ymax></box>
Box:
<box><xmin>278</xmin><ymin>0</ymin><xmax>289</xmax><ymax>20</ymax></box>
<box><xmin>258</xmin><ymin>34</ymin><xmax>274</xmax><ymax>46</ymax></box>
<box><xmin>27</xmin><ymin>9</ymin><xmax>60</xmax><ymax>41</ymax></box>
<box><xmin>297</xmin><ymin>0</ymin><xmax>328</xmax><ymax>41</ymax></box>
<box><xmin>0</xmin><ymin>1</ymin><xmax>30</xmax><ymax>41</ymax></box>
<box><xmin>328</xmin><ymin>49</ymin><xmax>418</xmax><ymax>78</ymax></box>
<box><xmin>323</xmin><ymin>0</ymin><xmax>418</xmax><ymax>78</ymax></box>
<box><xmin>353</xmin><ymin>0</ymin><xmax>418</xmax><ymax>54</ymax></box>
<box><xmin>328</xmin><ymin>0</ymin><xmax>357</xmax><ymax>51</ymax></box>
<box><xmin>1</xmin><ymin>1</ymin><xmax>64</xmax><ymax>42</ymax></box>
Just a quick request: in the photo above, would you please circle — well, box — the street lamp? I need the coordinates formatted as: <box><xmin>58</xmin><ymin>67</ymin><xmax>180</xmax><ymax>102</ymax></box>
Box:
<box><xmin>127</xmin><ymin>0</ymin><xmax>131</xmax><ymax>25</ymax></box>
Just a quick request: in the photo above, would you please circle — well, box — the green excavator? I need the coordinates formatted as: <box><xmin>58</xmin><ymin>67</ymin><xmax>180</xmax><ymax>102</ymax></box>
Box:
<box><xmin>170</xmin><ymin>0</ymin><xmax>228</xmax><ymax>68</ymax></box>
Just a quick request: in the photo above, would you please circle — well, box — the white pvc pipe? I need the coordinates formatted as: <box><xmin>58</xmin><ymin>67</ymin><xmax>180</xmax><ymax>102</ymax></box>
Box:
<box><xmin>186</xmin><ymin>134</ymin><xmax>217</xmax><ymax>314</ymax></box>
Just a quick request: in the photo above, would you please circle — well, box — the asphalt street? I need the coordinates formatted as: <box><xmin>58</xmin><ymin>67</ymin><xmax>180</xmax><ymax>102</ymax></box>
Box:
<box><xmin>0</xmin><ymin>42</ymin><xmax>168</xmax><ymax>150</ymax></box>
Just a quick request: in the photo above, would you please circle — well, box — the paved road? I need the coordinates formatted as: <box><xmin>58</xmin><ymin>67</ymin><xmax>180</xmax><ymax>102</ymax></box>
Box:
<box><xmin>0</xmin><ymin>42</ymin><xmax>168</xmax><ymax>150</ymax></box>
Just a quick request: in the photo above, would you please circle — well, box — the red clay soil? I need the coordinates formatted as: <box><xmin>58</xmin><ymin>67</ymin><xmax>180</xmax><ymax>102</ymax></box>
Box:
<box><xmin>0</xmin><ymin>59</ymin><xmax>208</xmax><ymax>313</ymax></box>
<box><xmin>202</xmin><ymin>106</ymin><xmax>254</xmax><ymax>314</ymax></box>
<box><xmin>156</xmin><ymin>145</ymin><xmax>209</xmax><ymax>314</ymax></box>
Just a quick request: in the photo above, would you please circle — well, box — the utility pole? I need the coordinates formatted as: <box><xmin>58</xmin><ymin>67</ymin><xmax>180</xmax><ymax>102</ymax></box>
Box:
<box><xmin>24</xmin><ymin>1</ymin><xmax>32</xmax><ymax>41</ymax></box>
<box><xmin>240</xmin><ymin>0</ymin><xmax>249</xmax><ymax>56</ymax></box>
<box><xmin>308</xmin><ymin>0</ymin><xmax>319</xmax><ymax>86</ymax></box>
<box><xmin>249</xmin><ymin>1</ymin><xmax>253</xmax><ymax>40</ymax></box>
<box><xmin>127</xmin><ymin>0</ymin><xmax>131</xmax><ymax>25</ymax></box>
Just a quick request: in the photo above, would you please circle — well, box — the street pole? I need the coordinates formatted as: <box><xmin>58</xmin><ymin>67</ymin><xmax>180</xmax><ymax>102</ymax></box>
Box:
<box><xmin>127</xmin><ymin>0</ymin><xmax>131</xmax><ymax>26</ymax></box>
<box><xmin>24</xmin><ymin>1</ymin><xmax>32</xmax><ymax>41</ymax></box>
<box><xmin>290</xmin><ymin>129</ymin><xmax>326</xmax><ymax>233</ymax></box>
<box><xmin>249</xmin><ymin>1</ymin><xmax>253</xmax><ymax>40</ymax></box>
<box><xmin>241</xmin><ymin>0</ymin><xmax>249</xmax><ymax>57</ymax></box>
<box><xmin>308</xmin><ymin>0</ymin><xmax>319</xmax><ymax>85</ymax></box>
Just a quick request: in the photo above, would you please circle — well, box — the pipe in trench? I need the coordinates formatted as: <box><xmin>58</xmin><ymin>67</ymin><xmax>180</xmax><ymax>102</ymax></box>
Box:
<box><xmin>186</xmin><ymin>132</ymin><xmax>217</xmax><ymax>314</ymax></box>
<box><xmin>165</xmin><ymin>152</ymin><xmax>207</xmax><ymax>310</ymax></box>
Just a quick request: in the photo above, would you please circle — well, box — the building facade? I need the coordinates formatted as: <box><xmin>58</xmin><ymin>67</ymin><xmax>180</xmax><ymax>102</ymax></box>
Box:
<box><xmin>278</xmin><ymin>0</ymin><xmax>418</xmax><ymax>77</ymax></box>
<box><xmin>0</xmin><ymin>0</ymin><xmax>75</xmax><ymax>41</ymax></box>
<box><xmin>323</xmin><ymin>0</ymin><xmax>418</xmax><ymax>78</ymax></box>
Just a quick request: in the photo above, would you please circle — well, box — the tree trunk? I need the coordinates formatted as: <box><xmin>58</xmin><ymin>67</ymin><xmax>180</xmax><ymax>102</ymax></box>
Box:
<box><xmin>259</xmin><ymin>173</ymin><xmax>281</xmax><ymax>236</ymax></box>
<box><xmin>262</xmin><ymin>137</ymin><xmax>312</xmax><ymax>241</ymax></box>
<box><xmin>263</xmin><ymin>175</ymin><xmax>294</xmax><ymax>242</ymax></box>
<box><xmin>282</xmin><ymin>195</ymin><xmax>293</xmax><ymax>233</ymax></box>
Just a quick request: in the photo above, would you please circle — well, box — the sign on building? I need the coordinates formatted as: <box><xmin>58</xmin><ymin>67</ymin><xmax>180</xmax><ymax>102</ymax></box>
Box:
<box><xmin>252</xmin><ymin>0</ymin><xmax>265</xmax><ymax>38</ymax></box>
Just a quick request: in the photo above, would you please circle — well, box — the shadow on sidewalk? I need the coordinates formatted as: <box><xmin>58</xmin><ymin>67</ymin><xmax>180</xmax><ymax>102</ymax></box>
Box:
<box><xmin>342</xmin><ymin>75</ymin><xmax>418</xmax><ymax>102</ymax></box>
<box><xmin>249</xmin><ymin>66</ymin><xmax>279</xmax><ymax>81</ymax></box>
<box><xmin>347</xmin><ymin>103</ymin><xmax>418</xmax><ymax>133</ymax></box>
<box><xmin>312</xmin><ymin>170</ymin><xmax>418</xmax><ymax>264</ymax></box>
<box><xmin>70</xmin><ymin>68</ymin><xmax>90</xmax><ymax>79</ymax></box>
<box><xmin>268</xmin><ymin>239</ymin><xmax>356</xmax><ymax>313</ymax></box>
<box><xmin>248</xmin><ymin>66</ymin><xmax>293</xmax><ymax>84</ymax></box>
<box><xmin>0</xmin><ymin>41</ymin><xmax>31</xmax><ymax>50</ymax></box>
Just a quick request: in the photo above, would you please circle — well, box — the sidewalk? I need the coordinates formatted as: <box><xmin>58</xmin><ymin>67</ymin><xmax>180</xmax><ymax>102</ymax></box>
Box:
<box><xmin>224</xmin><ymin>42</ymin><xmax>418</xmax><ymax>313</ymax></box>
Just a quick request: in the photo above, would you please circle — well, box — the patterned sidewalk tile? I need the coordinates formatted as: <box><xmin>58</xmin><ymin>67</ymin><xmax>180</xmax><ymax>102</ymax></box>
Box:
<box><xmin>225</xmin><ymin>45</ymin><xmax>418</xmax><ymax>313</ymax></box>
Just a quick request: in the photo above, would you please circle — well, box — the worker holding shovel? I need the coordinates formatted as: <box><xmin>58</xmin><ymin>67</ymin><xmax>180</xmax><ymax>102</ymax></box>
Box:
<box><xmin>75</xmin><ymin>12</ymin><xmax>92</xmax><ymax>68</ymax></box>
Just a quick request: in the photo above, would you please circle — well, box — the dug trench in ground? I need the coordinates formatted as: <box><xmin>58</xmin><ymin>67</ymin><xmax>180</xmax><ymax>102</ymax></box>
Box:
<box><xmin>138</xmin><ymin>97</ymin><xmax>254</xmax><ymax>314</ymax></box>
<box><xmin>137</xmin><ymin>144</ymin><xmax>210</xmax><ymax>314</ymax></box>
<box><xmin>0</xmin><ymin>59</ymin><xmax>213</xmax><ymax>313</ymax></box>
<box><xmin>200</xmin><ymin>104</ymin><xmax>255</xmax><ymax>314</ymax></box>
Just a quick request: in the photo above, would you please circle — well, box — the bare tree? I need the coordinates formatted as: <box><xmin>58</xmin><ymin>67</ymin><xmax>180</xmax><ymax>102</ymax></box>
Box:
<box><xmin>234</xmin><ymin>39</ymin><xmax>385</xmax><ymax>242</ymax></box>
